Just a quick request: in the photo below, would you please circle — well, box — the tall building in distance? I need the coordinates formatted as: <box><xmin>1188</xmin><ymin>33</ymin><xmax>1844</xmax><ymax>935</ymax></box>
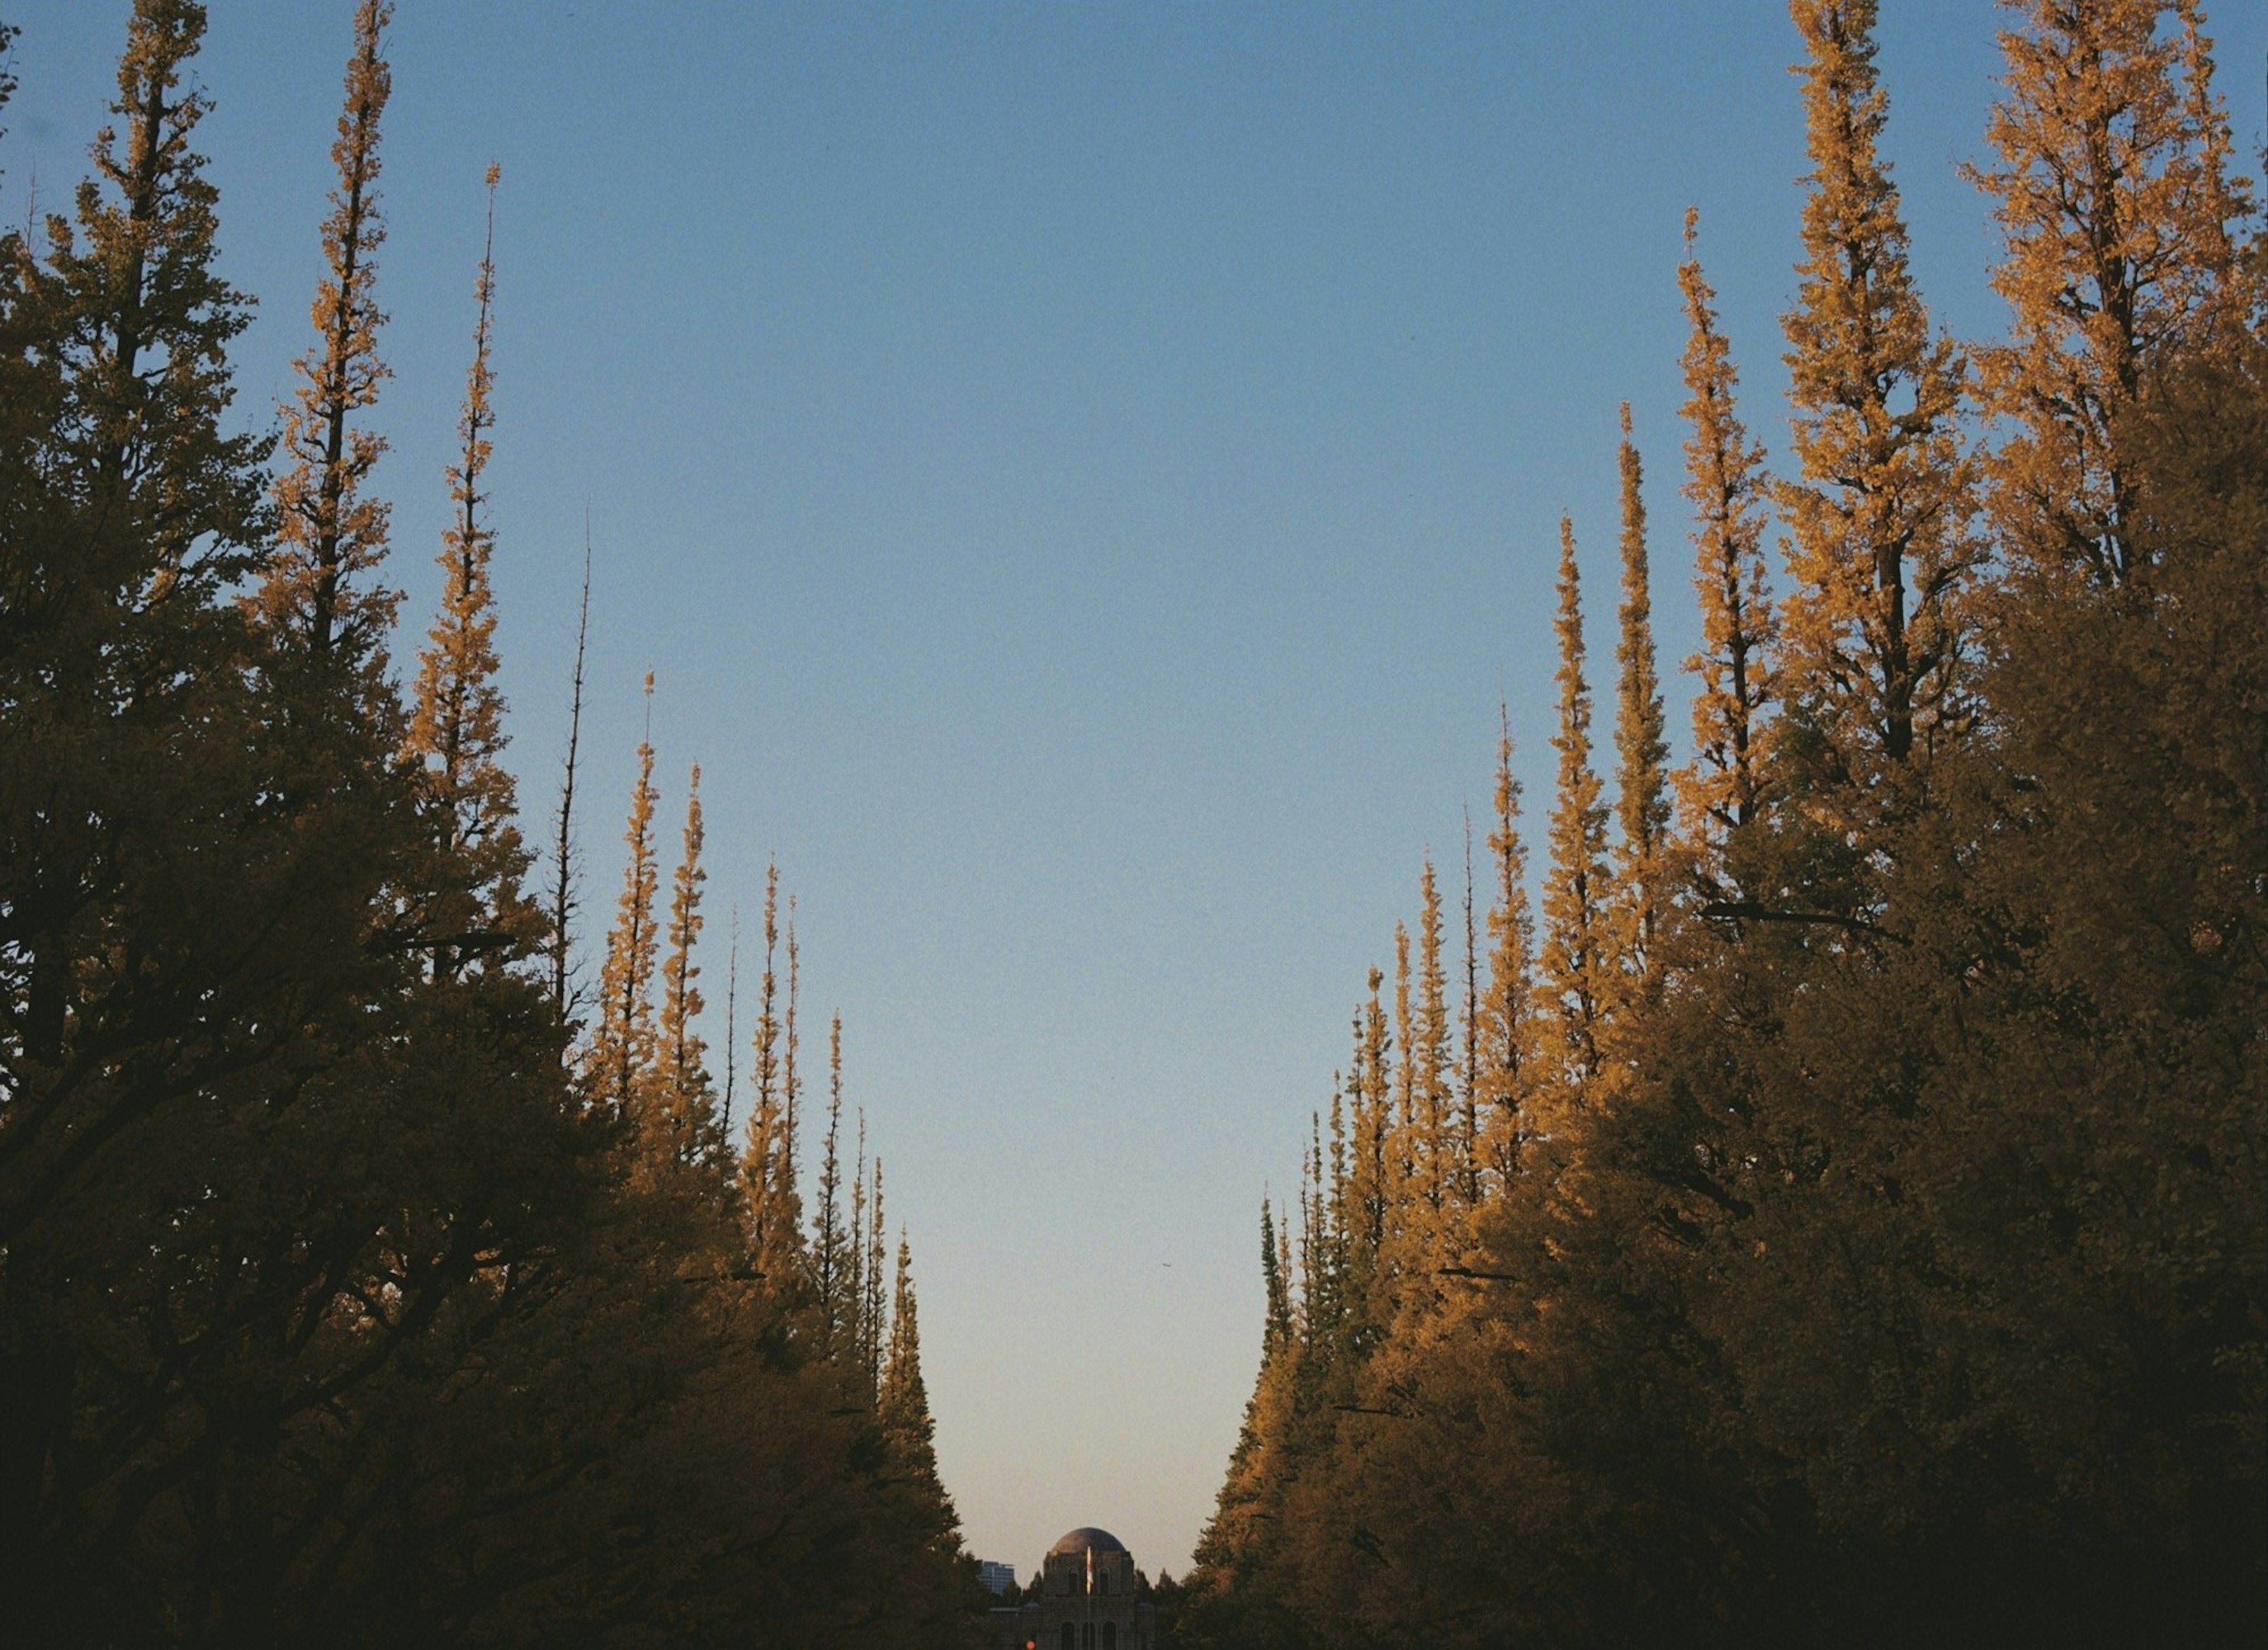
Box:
<box><xmin>978</xmin><ymin>1560</ymin><xmax>1018</xmax><ymax>1597</ymax></box>
<box><xmin>988</xmin><ymin>1528</ymin><xmax>1158</xmax><ymax>1650</ymax></box>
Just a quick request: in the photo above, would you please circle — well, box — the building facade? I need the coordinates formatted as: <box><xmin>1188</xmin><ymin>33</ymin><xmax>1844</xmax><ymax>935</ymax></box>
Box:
<box><xmin>988</xmin><ymin>1527</ymin><xmax>1158</xmax><ymax>1650</ymax></box>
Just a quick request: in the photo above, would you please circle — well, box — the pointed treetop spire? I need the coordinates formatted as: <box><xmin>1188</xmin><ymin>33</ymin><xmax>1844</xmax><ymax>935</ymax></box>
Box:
<box><xmin>1478</xmin><ymin>706</ymin><xmax>1537</xmax><ymax>1181</ymax></box>
<box><xmin>1458</xmin><ymin>813</ymin><xmax>1481</xmax><ymax>1209</ymax></box>
<box><xmin>406</xmin><ymin>157</ymin><xmax>535</xmax><ymax>972</ymax></box>
<box><xmin>256</xmin><ymin>0</ymin><xmax>396</xmax><ymax>659</ymax></box>
<box><xmin>1259</xmin><ymin>1197</ymin><xmax>1292</xmax><ymax>1354</ymax></box>
<box><xmin>70</xmin><ymin>0</ymin><xmax>266</xmax><ymax>573</ymax></box>
<box><xmin>811</xmin><ymin>1011</ymin><xmax>852</xmax><ymax>1348</ymax></box>
<box><xmin>1611</xmin><ymin>401</ymin><xmax>1670</xmax><ymax>979</ymax></box>
<box><xmin>586</xmin><ymin>672</ymin><xmax>660</xmax><ymax>1121</ymax></box>
<box><xmin>862</xmin><ymin>1154</ymin><xmax>888</xmax><ymax>1394</ymax></box>
<box><xmin>654</xmin><ymin>763</ymin><xmax>713</xmax><ymax>1164</ymax></box>
<box><xmin>878</xmin><ymin>1231</ymin><xmax>951</xmax><ymax>1513</ymax></box>
<box><xmin>1390</xmin><ymin>918</ymin><xmax>1415</xmax><ymax>1212</ymax></box>
<box><xmin>1413</xmin><ymin>858</ymin><xmax>1452</xmax><ymax>1222</ymax></box>
<box><xmin>1778</xmin><ymin>0</ymin><xmax>1973</xmax><ymax>778</ymax></box>
<box><xmin>549</xmin><ymin>528</ymin><xmax>593</xmax><ymax>1020</ymax></box>
<box><xmin>1674</xmin><ymin>208</ymin><xmax>1777</xmax><ymax>851</ymax></box>
<box><xmin>748</xmin><ymin>880</ymin><xmax>807</xmax><ymax>1282</ymax></box>
<box><xmin>1538</xmin><ymin>515</ymin><xmax>1611</xmax><ymax>1107</ymax></box>
<box><xmin>743</xmin><ymin>864</ymin><xmax>800</xmax><ymax>1277</ymax></box>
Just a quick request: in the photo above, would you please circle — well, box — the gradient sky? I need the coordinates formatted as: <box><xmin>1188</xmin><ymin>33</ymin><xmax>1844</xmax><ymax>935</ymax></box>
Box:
<box><xmin>6</xmin><ymin>0</ymin><xmax>2263</xmax><ymax>1581</ymax></box>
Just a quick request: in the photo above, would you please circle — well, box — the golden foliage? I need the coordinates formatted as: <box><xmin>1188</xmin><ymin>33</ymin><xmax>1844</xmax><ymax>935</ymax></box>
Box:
<box><xmin>1777</xmin><ymin>0</ymin><xmax>1974</xmax><ymax>780</ymax></box>
<box><xmin>1191</xmin><ymin>12</ymin><xmax>2266</xmax><ymax>1647</ymax></box>
<box><xmin>1970</xmin><ymin>0</ymin><xmax>2257</xmax><ymax>585</ymax></box>
<box><xmin>1536</xmin><ymin>516</ymin><xmax>1611</xmax><ymax>1111</ymax></box>
<box><xmin>1673</xmin><ymin>208</ymin><xmax>1777</xmax><ymax>850</ymax></box>
<box><xmin>1611</xmin><ymin>402</ymin><xmax>1671</xmax><ymax>983</ymax></box>
<box><xmin>255</xmin><ymin>0</ymin><xmax>397</xmax><ymax>659</ymax></box>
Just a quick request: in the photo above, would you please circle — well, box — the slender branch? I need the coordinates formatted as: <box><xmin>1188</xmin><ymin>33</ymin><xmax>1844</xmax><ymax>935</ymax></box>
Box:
<box><xmin>721</xmin><ymin>904</ymin><xmax>740</xmax><ymax>1144</ymax></box>
<box><xmin>550</xmin><ymin>520</ymin><xmax>592</xmax><ymax>1021</ymax></box>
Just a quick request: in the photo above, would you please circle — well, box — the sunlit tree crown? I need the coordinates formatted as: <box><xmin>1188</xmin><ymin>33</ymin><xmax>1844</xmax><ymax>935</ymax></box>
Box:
<box><xmin>1969</xmin><ymin>0</ymin><xmax>2259</xmax><ymax>587</ymax></box>
<box><xmin>1778</xmin><ymin>0</ymin><xmax>1975</xmax><ymax>782</ymax></box>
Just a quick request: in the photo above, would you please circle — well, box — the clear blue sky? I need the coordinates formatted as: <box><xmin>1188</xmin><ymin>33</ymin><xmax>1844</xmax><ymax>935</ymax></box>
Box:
<box><xmin>6</xmin><ymin>0</ymin><xmax>2263</xmax><ymax>1581</ymax></box>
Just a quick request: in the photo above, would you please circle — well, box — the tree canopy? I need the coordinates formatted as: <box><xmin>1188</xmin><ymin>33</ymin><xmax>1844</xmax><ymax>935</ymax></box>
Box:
<box><xmin>0</xmin><ymin>5</ymin><xmax>980</xmax><ymax>1644</ymax></box>
<box><xmin>1182</xmin><ymin>4</ymin><xmax>2266</xmax><ymax>1645</ymax></box>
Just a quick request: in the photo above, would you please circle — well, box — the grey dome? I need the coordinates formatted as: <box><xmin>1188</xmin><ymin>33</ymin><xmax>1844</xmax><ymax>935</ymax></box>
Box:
<box><xmin>1048</xmin><ymin>1527</ymin><xmax>1127</xmax><ymax>1558</ymax></box>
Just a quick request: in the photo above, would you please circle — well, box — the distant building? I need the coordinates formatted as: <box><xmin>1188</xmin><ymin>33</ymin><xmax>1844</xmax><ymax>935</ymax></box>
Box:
<box><xmin>988</xmin><ymin>1527</ymin><xmax>1157</xmax><ymax>1650</ymax></box>
<box><xmin>978</xmin><ymin>1559</ymin><xmax>1018</xmax><ymax>1596</ymax></box>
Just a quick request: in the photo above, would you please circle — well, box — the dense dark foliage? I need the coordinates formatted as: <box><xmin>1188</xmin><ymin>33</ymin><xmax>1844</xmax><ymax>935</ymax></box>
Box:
<box><xmin>0</xmin><ymin>5</ymin><xmax>981</xmax><ymax>1644</ymax></box>
<box><xmin>1184</xmin><ymin>4</ymin><xmax>2266</xmax><ymax>1645</ymax></box>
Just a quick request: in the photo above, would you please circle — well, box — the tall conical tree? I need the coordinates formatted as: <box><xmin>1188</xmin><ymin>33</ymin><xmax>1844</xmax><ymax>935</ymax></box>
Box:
<box><xmin>1389</xmin><ymin>919</ymin><xmax>1417</xmax><ymax>1241</ymax></box>
<box><xmin>1457</xmin><ymin>821</ymin><xmax>1482</xmax><ymax>1209</ymax></box>
<box><xmin>405</xmin><ymin>162</ymin><xmax>535</xmax><ymax>974</ymax></box>
<box><xmin>1325</xmin><ymin>1086</ymin><xmax>1351</xmax><ymax>1342</ymax></box>
<box><xmin>1537</xmin><ymin>516</ymin><xmax>1612</xmax><ymax>1114</ymax></box>
<box><xmin>1778</xmin><ymin>0</ymin><xmax>1973</xmax><ymax>779</ymax></box>
<box><xmin>781</xmin><ymin>903</ymin><xmax>801</xmax><ymax>1150</ymax></box>
<box><xmin>811</xmin><ymin>1013</ymin><xmax>852</xmax><ymax>1348</ymax></box>
<box><xmin>745</xmin><ymin>864</ymin><xmax>781</xmax><ymax>1148</ymax></box>
<box><xmin>771</xmin><ymin>907</ymin><xmax>806</xmax><ymax>1258</ymax></box>
<box><xmin>1674</xmin><ymin>208</ymin><xmax>1778</xmax><ymax>850</ymax></box>
<box><xmin>1298</xmin><ymin>1111</ymin><xmax>1335</xmax><ymax>1351</ymax></box>
<box><xmin>861</xmin><ymin>1156</ymin><xmax>888</xmax><ymax>1396</ymax></box>
<box><xmin>26</xmin><ymin>0</ymin><xmax>264</xmax><ymax>559</ymax></box>
<box><xmin>1969</xmin><ymin>0</ymin><xmax>2257</xmax><ymax>587</ymax></box>
<box><xmin>1611</xmin><ymin>402</ymin><xmax>1671</xmax><ymax>982</ymax></box>
<box><xmin>1477</xmin><ymin>711</ymin><xmax>1539</xmax><ymax>1183</ymax></box>
<box><xmin>1275</xmin><ymin>1211</ymin><xmax>1296</xmax><ymax>1340</ymax></box>
<box><xmin>1413</xmin><ymin>858</ymin><xmax>1453</xmax><ymax>1225</ymax></box>
<box><xmin>654</xmin><ymin>763</ymin><xmax>713</xmax><ymax>1164</ymax></box>
<box><xmin>1344</xmin><ymin>967</ymin><xmax>1392</xmax><ymax>1340</ymax></box>
<box><xmin>255</xmin><ymin>0</ymin><xmax>395</xmax><ymax>662</ymax></box>
<box><xmin>5</xmin><ymin>0</ymin><xmax>265</xmax><ymax>1075</ymax></box>
<box><xmin>1187</xmin><ymin>1200</ymin><xmax>1306</xmax><ymax>1635</ymax></box>
<box><xmin>845</xmin><ymin>1111</ymin><xmax>869</xmax><ymax>1378</ymax></box>
<box><xmin>586</xmin><ymin>675</ymin><xmax>660</xmax><ymax>1120</ymax></box>
<box><xmin>1260</xmin><ymin>1197</ymin><xmax>1293</xmax><ymax>1354</ymax></box>
<box><xmin>878</xmin><ymin>1232</ymin><xmax>948</xmax><ymax>1499</ymax></box>
<box><xmin>0</xmin><ymin>9</ymin><xmax>348</xmax><ymax>1623</ymax></box>
<box><xmin>742</xmin><ymin>865</ymin><xmax>804</xmax><ymax>1281</ymax></box>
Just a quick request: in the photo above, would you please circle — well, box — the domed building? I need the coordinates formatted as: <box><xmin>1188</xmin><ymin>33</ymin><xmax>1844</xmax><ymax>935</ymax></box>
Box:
<box><xmin>988</xmin><ymin>1527</ymin><xmax>1158</xmax><ymax>1650</ymax></box>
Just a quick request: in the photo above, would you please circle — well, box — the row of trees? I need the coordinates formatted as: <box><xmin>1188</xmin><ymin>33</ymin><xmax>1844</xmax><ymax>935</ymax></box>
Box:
<box><xmin>1186</xmin><ymin>2</ymin><xmax>2265</xmax><ymax>1644</ymax></box>
<box><xmin>0</xmin><ymin>4</ymin><xmax>982</xmax><ymax>1644</ymax></box>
